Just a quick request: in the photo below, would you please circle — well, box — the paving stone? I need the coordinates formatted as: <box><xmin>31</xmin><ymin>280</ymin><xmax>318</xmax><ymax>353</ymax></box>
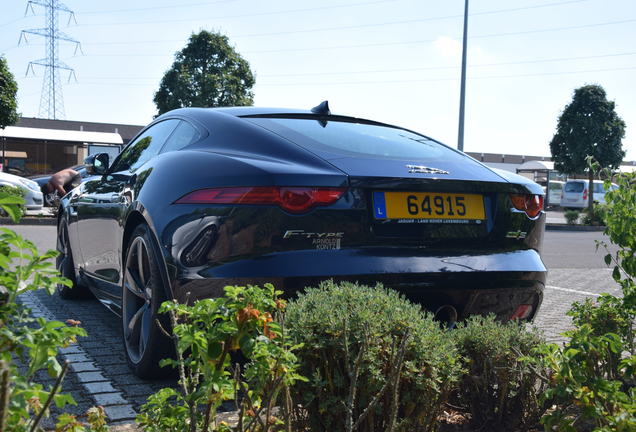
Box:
<box><xmin>64</xmin><ymin>353</ymin><xmax>91</xmax><ymax>363</ymax></box>
<box><xmin>60</xmin><ymin>345</ymin><xmax>83</xmax><ymax>354</ymax></box>
<box><xmin>118</xmin><ymin>384</ymin><xmax>158</xmax><ymax>397</ymax></box>
<box><xmin>84</xmin><ymin>381</ymin><xmax>118</xmax><ymax>394</ymax></box>
<box><xmin>92</xmin><ymin>355</ymin><xmax>127</xmax><ymax>366</ymax></box>
<box><xmin>70</xmin><ymin>361</ymin><xmax>99</xmax><ymax>372</ymax></box>
<box><xmin>103</xmin><ymin>404</ymin><xmax>137</xmax><ymax>422</ymax></box>
<box><xmin>93</xmin><ymin>392</ymin><xmax>129</xmax><ymax>406</ymax></box>
<box><xmin>75</xmin><ymin>371</ymin><xmax>107</xmax><ymax>383</ymax></box>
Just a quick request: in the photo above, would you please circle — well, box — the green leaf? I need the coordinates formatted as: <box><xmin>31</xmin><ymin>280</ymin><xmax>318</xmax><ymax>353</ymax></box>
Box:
<box><xmin>613</xmin><ymin>266</ymin><xmax>621</xmax><ymax>282</ymax></box>
<box><xmin>207</xmin><ymin>341</ymin><xmax>222</xmax><ymax>359</ymax></box>
<box><xmin>239</xmin><ymin>334</ymin><xmax>255</xmax><ymax>356</ymax></box>
<box><xmin>53</xmin><ymin>392</ymin><xmax>77</xmax><ymax>408</ymax></box>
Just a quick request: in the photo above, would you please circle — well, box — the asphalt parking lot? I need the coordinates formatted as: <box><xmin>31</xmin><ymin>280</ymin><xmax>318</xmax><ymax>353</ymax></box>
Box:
<box><xmin>7</xmin><ymin>224</ymin><xmax>620</xmax><ymax>425</ymax></box>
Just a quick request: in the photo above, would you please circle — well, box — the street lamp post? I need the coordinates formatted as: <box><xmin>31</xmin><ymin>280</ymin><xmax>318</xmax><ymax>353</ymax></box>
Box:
<box><xmin>457</xmin><ymin>0</ymin><xmax>469</xmax><ymax>152</ymax></box>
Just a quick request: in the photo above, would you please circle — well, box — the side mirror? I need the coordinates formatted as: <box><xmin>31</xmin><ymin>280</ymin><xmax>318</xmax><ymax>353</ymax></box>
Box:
<box><xmin>85</xmin><ymin>153</ymin><xmax>110</xmax><ymax>176</ymax></box>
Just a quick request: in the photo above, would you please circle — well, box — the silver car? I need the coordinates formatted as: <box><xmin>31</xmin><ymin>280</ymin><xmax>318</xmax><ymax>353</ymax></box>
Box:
<box><xmin>562</xmin><ymin>179</ymin><xmax>617</xmax><ymax>209</ymax></box>
<box><xmin>0</xmin><ymin>171</ymin><xmax>44</xmax><ymax>210</ymax></box>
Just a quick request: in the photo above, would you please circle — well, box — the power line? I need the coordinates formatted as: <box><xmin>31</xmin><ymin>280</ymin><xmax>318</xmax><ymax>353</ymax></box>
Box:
<box><xmin>72</xmin><ymin>16</ymin><xmax>634</xmax><ymax>57</ymax></box>
<box><xmin>64</xmin><ymin>50</ymin><xmax>636</xmax><ymax>81</ymax></box>
<box><xmin>73</xmin><ymin>0</ymin><xmax>589</xmax><ymax>29</ymax></box>
<box><xmin>0</xmin><ymin>16</ymin><xmax>30</xmax><ymax>28</ymax></box>
<box><xmin>255</xmin><ymin>66</ymin><xmax>636</xmax><ymax>86</ymax></box>
<box><xmin>64</xmin><ymin>65</ymin><xmax>636</xmax><ymax>88</ymax></box>
<box><xmin>263</xmin><ymin>51</ymin><xmax>636</xmax><ymax>76</ymax></box>
<box><xmin>232</xmin><ymin>0</ymin><xmax>592</xmax><ymax>38</ymax></box>
<box><xmin>242</xmin><ymin>18</ymin><xmax>636</xmax><ymax>53</ymax></box>
<box><xmin>78</xmin><ymin>0</ymin><xmax>240</xmax><ymax>15</ymax></box>
<box><xmin>75</xmin><ymin>0</ymin><xmax>402</xmax><ymax>27</ymax></box>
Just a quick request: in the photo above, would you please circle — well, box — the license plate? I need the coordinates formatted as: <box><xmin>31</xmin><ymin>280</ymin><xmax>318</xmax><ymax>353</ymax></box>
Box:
<box><xmin>373</xmin><ymin>191</ymin><xmax>485</xmax><ymax>221</ymax></box>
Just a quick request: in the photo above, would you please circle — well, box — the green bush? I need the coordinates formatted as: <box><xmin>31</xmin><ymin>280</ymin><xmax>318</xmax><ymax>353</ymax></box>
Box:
<box><xmin>286</xmin><ymin>281</ymin><xmax>461</xmax><ymax>432</ymax></box>
<box><xmin>0</xmin><ymin>185</ymin><xmax>25</xmax><ymax>220</ymax></box>
<box><xmin>538</xmin><ymin>165</ymin><xmax>636</xmax><ymax>431</ymax></box>
<box><xmin>581</xmin><ymin>204</ymin><xmax>607</xmax><ymax>226</ymax></box>
<box><xmin>564</xmin><ymin>209</ymin><xmax>580</xmax><ymax>225</ymax></box>
<box><xmin>0</xmin><ymin>194</ymin><xmax>107</xmax><ymax>431</ymax></box>
<box><xmin>138</xmin><ymin>284</ymin><xmax>305</xmax><ymax>432</ymax></box>
<box><xmin>451</xmin><ymin>315</ymin><xmax>549</xmax><ymax>431</ymax></box>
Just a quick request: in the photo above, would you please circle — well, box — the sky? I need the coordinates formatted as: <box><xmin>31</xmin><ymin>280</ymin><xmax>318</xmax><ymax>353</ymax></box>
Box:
<box><xmin>1</xmin><ymin>0</ymin><xmax>635</xmax><ymax>160</ymax></box>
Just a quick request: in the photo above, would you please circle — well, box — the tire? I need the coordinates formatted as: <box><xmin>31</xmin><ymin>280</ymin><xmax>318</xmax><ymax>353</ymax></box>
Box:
<box><xmin>121</xmin><ymin>224</ymin><xmax>174</xmax><ymax>378</ymax></box>
<box><xmin>56</xmin><ymin>222</ymin><xmax>90</xmax><ymax>299</ymax></box>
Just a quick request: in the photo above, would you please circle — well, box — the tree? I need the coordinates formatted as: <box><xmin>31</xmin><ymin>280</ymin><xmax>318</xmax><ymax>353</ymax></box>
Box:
<box><xmin>0</xmin><ymin>56</ymin><xmax>19</xmax><ymax>129</ymax></box>
<box><xmin>153</xmin><ymin>31</ymin><xmax>255</xmax><ymax>115</ymax></box>
<box><xmin>550</xmin><ymin>84</ymin><xmax>626</xmax><ymax>212</ymax></box>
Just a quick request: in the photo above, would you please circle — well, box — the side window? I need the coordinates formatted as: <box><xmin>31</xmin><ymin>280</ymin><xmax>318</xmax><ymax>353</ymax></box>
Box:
<box><xmin>160</xmin><ymin>121</ymin><xmax>200</xmax><ymax>154</ymax></box>
<box><xmin>110</xmin><ymin>119</ymin><xmax>179</xmax><ymax>172</ymax></box>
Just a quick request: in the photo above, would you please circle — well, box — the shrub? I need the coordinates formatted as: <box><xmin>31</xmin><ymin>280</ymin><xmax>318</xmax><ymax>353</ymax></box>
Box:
<box><xmin>138</xmin><ymin>284</ymin><xmax>305</xmax><ymax>432</ymax></box>
<box><xmin>451</xmin><ymin>315</ymin><xmax>549</xmax><ymax>431</ymax></box>
<box><xmin>0</xmin><ymin>185</ymin><xmax>25</xmax><ymax>219</ymax></box>
<box><xmin>581</xmin><ymin>204</ymin><xmax>607</xmax><ymax>226</ymax></box>
<box><xmin>538</xmin><ymin>327</ymin><xmax>635</xmax><ymax>431</ymax></box>
<box><xmin>538</xmin><ymin>165</ymin><xmax>636</xmax><ymax>431</ymax></box>
<box><xmin>564</xmin><ymin>209</ymin><xmax>580</xmax><ymax>225</ymax></box>
<box><xmin>0</xmin><ymin>194</ymin><xmax>106</xmax><ymax>431</ymax></box>
<box><xmin>286</xmin><ymin>281</ymin><xmax>461</xmax><ymax>432</ymax></box>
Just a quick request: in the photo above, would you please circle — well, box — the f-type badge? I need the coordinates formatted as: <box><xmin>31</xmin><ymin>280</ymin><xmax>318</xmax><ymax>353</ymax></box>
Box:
<box><xmin>506</xmin><ymin>230</ymin><xmax>527</xmax><ymax>240</ymax></box>
<box><xmin>406</xmin><ymin>164</ymin><xmax>449</xmax><ymax>175</ymax></box>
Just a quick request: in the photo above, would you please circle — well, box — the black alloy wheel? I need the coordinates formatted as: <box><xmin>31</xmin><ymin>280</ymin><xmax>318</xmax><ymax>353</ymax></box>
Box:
<box><xmin>56</xmin><ymin>222</ymin><xmax>89</xmax><ymax>299</ymax></box>
<box><xmin>122</xmin><ymin>224</ymin><xmax>173</xmax><ymax>378</ymax></box>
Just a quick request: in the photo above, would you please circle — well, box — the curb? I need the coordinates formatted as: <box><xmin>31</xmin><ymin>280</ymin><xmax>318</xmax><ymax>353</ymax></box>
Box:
<box><xmin>546</xmin><ymin>223</ymin><xmax>605</xmax><ymax>232</ymax></box>
<box><xmin>0</xmin><ymin>217</ymin><xmax>56</xmax><ymax>226</ymax></box>
<box><xmin>20</xmin><ymin>291</ymin><xmax>138</xmax><ymax>423</ymax></box>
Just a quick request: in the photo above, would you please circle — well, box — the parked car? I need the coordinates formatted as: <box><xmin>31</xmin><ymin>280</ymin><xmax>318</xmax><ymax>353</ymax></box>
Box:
<box><xmin>56</xmin><ymin>104</ymin><xmax>547</xmax><ymax>377</ymax></box>
<box><xmin>0</xmin><ymin>171</ymin><xmax>43</xmax><ymax>210</ymax></box>
<box><xmin>547</xmin><ymin>180</ymin><xmax>564</xmax><ymax>207</ymax></box>
<box><xmin>561</xmin><ymin>179</ymin><xmax>618</xmax><ymax>209</ymax></box>
<box><xmin>29</xmin><ymin>164</ymin><xmax>89</xmax><ymax>206</ymax></box>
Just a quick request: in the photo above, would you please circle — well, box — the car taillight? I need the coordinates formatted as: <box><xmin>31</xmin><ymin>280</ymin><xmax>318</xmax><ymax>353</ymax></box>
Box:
<box><xmin>582</xmin><ymin>188</ymin><xmax>588</xmax><ymax>201</ymax></box>
<box><xmin>175</xmin><ymin>186</ymin><xmax>346</xmax><ymax>213</ymax></box>
<box><xmin>509</xmin><ymin>194</ymin><xmax>544</xmax><ymax>218</ymax></box>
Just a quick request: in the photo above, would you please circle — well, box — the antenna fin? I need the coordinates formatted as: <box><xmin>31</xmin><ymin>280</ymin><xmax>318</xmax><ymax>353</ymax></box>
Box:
<box><xmin>311</xmin><ymin>101</ymin><xmax>330</xmax><ymax>115</ymax></box>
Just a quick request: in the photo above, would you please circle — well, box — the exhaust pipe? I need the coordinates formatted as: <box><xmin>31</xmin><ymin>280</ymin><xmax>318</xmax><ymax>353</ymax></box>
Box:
<box><xmin>434</xmin><ymin>305</ymin><xmax>458</xmax><ymax>329</ymax></box>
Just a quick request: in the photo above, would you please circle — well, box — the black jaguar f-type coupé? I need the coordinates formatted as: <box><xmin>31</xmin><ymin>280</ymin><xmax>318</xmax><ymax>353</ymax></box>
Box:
<box><xmin>57</xmin><ymin>102</ymin><xmax>546</xmax><ymax>377</ymax></box>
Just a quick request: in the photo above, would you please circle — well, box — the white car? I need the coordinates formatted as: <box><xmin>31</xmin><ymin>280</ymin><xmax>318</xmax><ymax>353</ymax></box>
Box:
<box><xmin>0</xmin><ymin>171</ymin><xmax>44</xmax><ymax>210</ymax></box>
<box><xmin>547</xmin><ymin>180</ymin><xmax>564</xmax><ymax>206</ymax></box>
<box><xmin>562</xmin><ymin>179</ymin><xmax>618</xmax><ymax>209</ymax></box>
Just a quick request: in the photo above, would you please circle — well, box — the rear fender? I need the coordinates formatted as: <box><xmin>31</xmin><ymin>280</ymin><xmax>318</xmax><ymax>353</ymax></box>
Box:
<box><xmin>123</xmin><ymin>203</ymin><xmax>176</xmax><ymax>301</ymax></box>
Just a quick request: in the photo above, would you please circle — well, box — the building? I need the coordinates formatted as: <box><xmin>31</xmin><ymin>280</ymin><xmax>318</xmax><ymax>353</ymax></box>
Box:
<box><xmin>1</xmin><ymin>118</ymin><xmax>634</xmax><ymax>179</ymax></box>
<box><xmin>0</xmin><ymin>118</ymin><xmax>143</xmax><ymax>176</ymax></box>
<box><xmin>466</xmin><ymin>151</ymin><xmax>636</xmax><ymax>184</ymax></box>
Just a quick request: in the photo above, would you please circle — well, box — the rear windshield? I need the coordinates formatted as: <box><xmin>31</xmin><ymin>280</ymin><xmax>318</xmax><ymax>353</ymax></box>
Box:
<box><xmin>244</xmin><ymin>117</ymin><xmax>461</xmax><ymax>161</ymax></box>
<box><xmin>565</xmin><ymin>182</ymin><xmax>584</xmax><ymax>193</ymax></box>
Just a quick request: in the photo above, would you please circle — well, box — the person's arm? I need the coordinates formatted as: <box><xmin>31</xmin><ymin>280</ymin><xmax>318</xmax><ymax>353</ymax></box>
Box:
<box><xmin>50</xmin><ymin>169</ymin><xmax>78</xmax><ymax>195</ymax></box>
<box><xmin>52</xmin><ymin>182</ymin><xmax>66</xmax><ymax>196</ymax></box>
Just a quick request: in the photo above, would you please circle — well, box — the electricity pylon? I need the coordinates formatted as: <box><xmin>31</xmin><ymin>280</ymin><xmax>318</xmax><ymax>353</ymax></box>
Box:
<box><xmin>19</xmin><ymin>0</ymin><xmax>81</xmax><ymax>120</ymax></box>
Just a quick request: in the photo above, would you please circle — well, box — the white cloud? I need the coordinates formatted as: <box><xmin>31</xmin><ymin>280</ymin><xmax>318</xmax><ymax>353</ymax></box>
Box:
<box><xmin>433</xmin><ymin>36</ymin><xmax>485</xmax><ymax>62</ymax></box>
<box><xmin>433</xmin><ymin>36</ymin><xmax>463</xmax><ymax>59</ymax></box>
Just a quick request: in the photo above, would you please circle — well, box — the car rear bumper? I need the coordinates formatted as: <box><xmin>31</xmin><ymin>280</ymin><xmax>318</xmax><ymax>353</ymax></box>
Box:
<box><xmin>170</xmin><ymin>248</ymin><xmax>546</xmax><ymax>322</ymax></box>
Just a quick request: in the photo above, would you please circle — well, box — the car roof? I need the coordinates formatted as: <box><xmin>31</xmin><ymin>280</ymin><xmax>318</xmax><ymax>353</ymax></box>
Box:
<box><xmin>156</xmin><ymin>106</ymin><xmax>399</xmax><ymax>131</ymax></box>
